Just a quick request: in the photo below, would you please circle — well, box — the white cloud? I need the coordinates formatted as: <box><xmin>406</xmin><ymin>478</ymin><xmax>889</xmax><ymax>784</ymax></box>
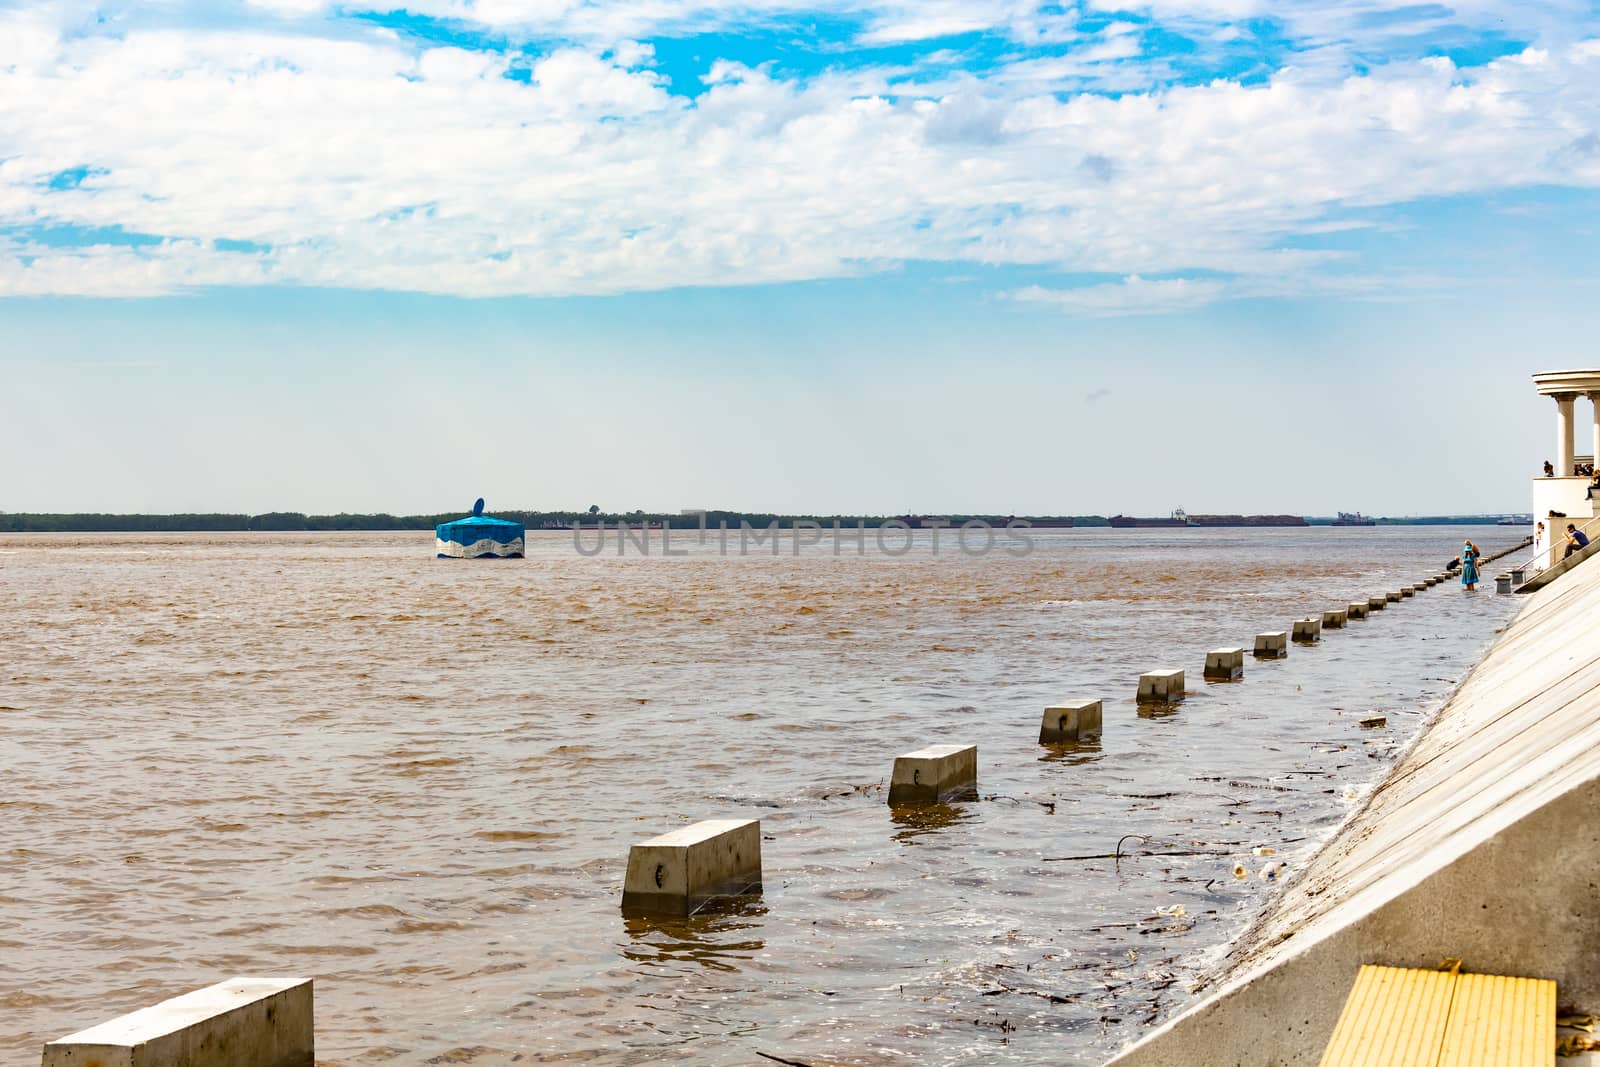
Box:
<box><xmin>1</xmin><ymin>3</ymin><xmax>1599</xmax><ymax>301</ymax></box>
<box><xmin>1012</xmin><ymin>275</ymin><xmax>1227</xmax><ymax>315</ymax></box>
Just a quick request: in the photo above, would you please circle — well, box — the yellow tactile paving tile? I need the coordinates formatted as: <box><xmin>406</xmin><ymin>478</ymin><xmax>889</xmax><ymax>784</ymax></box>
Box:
<box><xmin>1320</xmin><ymin>965</ymin><xmax>1458</xmax><ymax>1067</ymax></box>
<box><xmin>1320</xmin><ymin>964</ymin><xmax>1556</xmax><ymax>1067</ymax></box>
<box><xmin>1436</xmin><ymin>972</ymin><xmax>1556</xmax><ymax>1067</ymax></box>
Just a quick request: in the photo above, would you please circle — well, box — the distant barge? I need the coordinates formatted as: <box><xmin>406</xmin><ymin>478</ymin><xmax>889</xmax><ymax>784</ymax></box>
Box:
<box><xmin>900</xmin><ymin>516</ymin><xmax>1075</xmax><ymax>528</ymax></box>
<box><xmin>1108</xmin><ymin>509</ymin><xmax>1308</xmax><ymax>528</ymax></box>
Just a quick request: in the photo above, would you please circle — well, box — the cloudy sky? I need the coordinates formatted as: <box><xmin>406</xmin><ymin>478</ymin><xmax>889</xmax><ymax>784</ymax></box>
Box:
<box><xmin>3</xmin><ymin>0</ymin><xmax>1597</xmax><ymax>515</ymax></box>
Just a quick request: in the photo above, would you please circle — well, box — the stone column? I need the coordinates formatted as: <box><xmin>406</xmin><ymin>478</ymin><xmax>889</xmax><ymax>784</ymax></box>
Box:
<box><xmin>1589</xmin><ymin>392</ymin><xmax>1600</xmax><ymax>469</ymax></box>
<box><xmin>1556</xmin><ymin>393</ymin><xmax>1576</xmax><ymax>476</ymax></box>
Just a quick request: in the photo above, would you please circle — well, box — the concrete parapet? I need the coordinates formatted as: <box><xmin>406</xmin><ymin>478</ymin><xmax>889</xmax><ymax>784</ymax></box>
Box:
<box><xmin>1253</xmin><ymin>632</ymin><xmax>1288</xmax><ymax>658</ymax></box>
<box><xmin>1347</xmin><ymin>602</ymin><xmax>1369</xmax><ymax>620</ymax></box>
<box><xmin>1203</xmin><ymin>648</ymin><xmax>1245</xmax><ymax>681</ymax></box>
<box><xmin>622</xmin><ymin>818</ymin><xmax>762</xmax><ymax>915</ymax></box>
<box><xmin>42</xmin><ymin>977</ymin><xmax>313</xmax><ymax>1067</ymax></box>
<box><xmin>1040</xmin><ymin>700</ymin><xmax>1102</xmax><ymax>744</ymax></box>
<box><xmin>1137</xmin><ymin>669</ymin><xmax>1185</xmax><ymax>703</ymax></box>
<box><xmin>1322</xmin><ymin>609</ymin><xmax>1347</xmax><ymax>628</ymax></box>
<box><xmin>1291</xmin><ymin>618</ymin><xmax>1322</xmax><ymax>643</ymax></box>
<box><xmin>888</xmin><ymin>744</ymin><xmax>977</xmax><ymax>805</ymax></box>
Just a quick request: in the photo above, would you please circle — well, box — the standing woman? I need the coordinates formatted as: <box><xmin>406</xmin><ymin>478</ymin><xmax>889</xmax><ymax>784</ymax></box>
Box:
<box><xmin>1461</xmin><ymin>539</ymin><xmax>1480</xmax><ymax>591</ymax></box>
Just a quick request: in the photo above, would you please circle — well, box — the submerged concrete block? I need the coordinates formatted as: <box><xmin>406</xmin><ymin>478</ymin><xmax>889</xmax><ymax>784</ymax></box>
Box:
<box><xmin>1496</xmin><ymin>574</ymin><xmax>1513</xmax><ymax>594</ymax></box>
<box><xmin>1400</xmin><ymin>586</ymin><xmax>1415</xmax><ymax>598</ymax></box>
<box><xmin>888</xmin><ymin>744</ymin><xmax>977</xmax><ymax>805</ymax></box>
<box><xmin>1254</xmin><ymin>632</ymin><xmax>1288</xmax><ymax>658</ymax></box>
<box><xmin>1204</xmin><ymin>647</ymin><xmax>1245</xmax><ymax>681</ymax></box>
<box><xmin>1040</xmin><ymin>700</ymin><xmax>1102</xmax><ymax>743</ymax></box>
<box><xmin>42</xmin><ymin>977</ymin><xmax>313</xmax><ymax>1067</ymax></box>
<box><xmin>1386</xmin><ymin>590</ymin><xmax>1402</xmax><ymax>602</ymax></box>
<box><xmin>1292</xmin><ymin>618</ymin><xmax>1322</xmax><ymax>643</ymax></box>
<box><xmin>1323</xmin><ymin>608</ymin><xmax>1348</xmax><ymax>628</ymax></box>
<box><xmin>621</xmin><ymin>818</ymin><xmax>762</xmax><ymax>916</ymax></box>
<box><xmin>1347</xmin><ymin>601</ymin><xmax>1369</xmax><ymax>619</ymax></box>
<box><xmin>1368</xmin><ymin>596</ymin><xmax>1387</xmax><ymax>611</ymax></box>
<box><xmin>1137</xmin><ymin>669</ymin><xmax>1185</xmax><ymax>703</ymax></box>
<box><xmin>1511</xmin><ymin>568</ymin><xmax>1525</xmax><ymax>585</ymax></box>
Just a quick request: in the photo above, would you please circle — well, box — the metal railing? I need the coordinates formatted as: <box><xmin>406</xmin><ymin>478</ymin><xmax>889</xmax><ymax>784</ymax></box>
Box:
<box><xmin>1509</xmin><ymin>516</ymin><xmax>1600</xmax><ymax>587</ymax></box>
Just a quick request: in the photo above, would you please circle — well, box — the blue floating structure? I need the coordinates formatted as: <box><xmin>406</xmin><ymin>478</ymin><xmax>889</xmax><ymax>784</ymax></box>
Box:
<box><xmin>435</xmin><ymin>498</ymin><xmax>525</xmax><ymax>559</ymax></box>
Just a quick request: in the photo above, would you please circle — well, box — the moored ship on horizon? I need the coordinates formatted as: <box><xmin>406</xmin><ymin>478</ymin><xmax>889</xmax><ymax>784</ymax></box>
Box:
<box><xmin>1108</xmin><ymin>509</ymin><xmax>1308</xmax><ymax>528</ymax></box>
<box><xmin>1331</xmin><ymin>511</ymin><xmax>1377</xmax><ymax>526</ymax></box>
<box><xmin>1108</xmin><ymin>509</ymin><xmax>1191</xmax><ymax>528</ymax></box>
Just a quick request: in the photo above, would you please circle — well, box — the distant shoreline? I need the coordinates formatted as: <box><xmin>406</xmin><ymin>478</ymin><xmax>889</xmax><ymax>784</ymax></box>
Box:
<box><xmin>0</xmin><ymin>511</ymin><xmax>1532</xmax><ymax>533</ymax></box>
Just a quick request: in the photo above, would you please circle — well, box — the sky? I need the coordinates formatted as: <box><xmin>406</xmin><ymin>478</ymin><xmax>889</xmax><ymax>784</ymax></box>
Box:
<box><xmin>3</xmin><ymin>0</ymin><xmax>1599</xmax><ymax>516</ymax></box>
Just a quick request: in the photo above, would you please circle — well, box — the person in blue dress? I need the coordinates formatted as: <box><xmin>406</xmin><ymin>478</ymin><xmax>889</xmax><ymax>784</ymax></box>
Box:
<box><xmin>1460</xmin><ymin>540</ymin><xmax>1480</xmax><ymax>591</ymax></box>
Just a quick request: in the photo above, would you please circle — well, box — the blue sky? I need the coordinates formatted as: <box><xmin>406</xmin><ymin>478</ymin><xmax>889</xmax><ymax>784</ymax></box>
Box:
<box><xmin>3</xmin><ymin>0</ymin><xmax>1599</xmax><ymax>514</ymax></box>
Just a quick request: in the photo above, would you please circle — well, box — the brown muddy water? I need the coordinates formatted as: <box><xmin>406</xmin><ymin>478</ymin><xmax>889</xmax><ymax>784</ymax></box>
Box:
<box><xmin>0</xmin><ymin>527</ymin><xmax>1523</xmax><ymax>1065</ymax></box>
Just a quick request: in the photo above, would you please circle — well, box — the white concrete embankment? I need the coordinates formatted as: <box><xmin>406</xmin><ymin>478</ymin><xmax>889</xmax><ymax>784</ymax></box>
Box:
<box><xmin>1108</xmin><ymin>553</ymin><xmax>1600</xmax><ymax>1066</ymax></box>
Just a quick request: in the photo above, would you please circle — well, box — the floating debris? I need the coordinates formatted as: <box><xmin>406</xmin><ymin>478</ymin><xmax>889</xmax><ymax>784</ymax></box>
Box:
<box><xmin>1155</xmin><ymin>904</ymin><xmax>1187</xmax><ymax>919</ymax></box>
<box><xmin>1557</xmin><ymin>1033</ymin><xmax>1600</xmax><ymax>1056</ymax></box>
<box><xmin>1232</xmin><ymin>863</ymin><xmax>1248</xmax><ymax>880</ymax></box>
<box><xmin>1251</xmin><ymin>847</ymin><xmax>1276</xmax><ymax>857</ymax></box>
<box><xmin>1359</xmin><ymin>715</ymin><xmax>1388</xmax><ymax>728</ymax></box>
<box><xmin>1259</xmin><ymin>862</ymin><xmax>1286</xmax><ymax>882</ymax></box>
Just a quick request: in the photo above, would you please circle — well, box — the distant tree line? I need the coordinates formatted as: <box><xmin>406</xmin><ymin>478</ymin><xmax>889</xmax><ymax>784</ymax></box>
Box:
<box><xmin>0</xmin><ymin>511</ymin><xmax>1521</xmax><ymax>533</ymax></box>
<box><xmin>0</xmin><ymin>510</ymin><xmax>1105</xmax><ymax>532</ymax></box>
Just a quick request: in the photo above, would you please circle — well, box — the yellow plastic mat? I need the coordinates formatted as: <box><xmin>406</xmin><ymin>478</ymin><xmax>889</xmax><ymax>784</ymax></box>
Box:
<box><xmin>1321</xmin><ymin>964</ymin><xmax>1555</xmax><ymax>1067</ymax></box>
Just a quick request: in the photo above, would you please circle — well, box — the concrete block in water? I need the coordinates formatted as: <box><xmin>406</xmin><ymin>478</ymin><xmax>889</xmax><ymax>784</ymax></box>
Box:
<box><xmin>42</xmin><ymin>977</ymin><xmax>313</xmax><ymax>1067</ymax></box>
<box><xmin>1254</xmin><ymin>632</ymin><xmax>1288</xmax><ymax>658</ymax></box>
<box><xmin>1400</xmin><ymin>586</ymin><xmax>1415</xmax><ymax>598</ymax></box>
<box><xmin>1496</xmin><ymin>574</ymin><xmax>1513</xmax><ymax>594</ymax></box>
<box><xmin>1203</xmin><ymin>648</ymin><xmax>1245</xmax><ymax>681</ymax></box>
<box><xmin>1137</xmin><ymin>669</ymin><xmax>1186</xmax><ymax>703</ymax></box>
<box><xmin>621</xmin><ymin>819</ymin><xmax>762</xmax><ymax>916</ymax></box>
<box><xmin>1347</xmin><ymin>602</ymin><xmax>1369</xmax><ymax>620</ymax></box>
<box><xmin>888</xmin><ymin>744</ymin><xmax>977</xmax><ymax>805</ymax></box>
<box><xmin>1368</xmin><ymin>596</ymin><xmax>1387</xmax><ymax>611</ymax></box>
<box><xmin>1511</xmin><ymin>568</ymin><xmax>1525</xmax><ymax>585</ymax></box>
<box><xmin>1386</xmin><ymin>591</ymin><xmax>1402</xmax><ymax>602</ymax></box>
<box><xmin>1040</xmin><ymin>700</ymin><xmax>1102</xmax><ymax>743</ymax></box>
<box><xmin>1292</xmin><ymin>618</ymin><xmax>1322</xmax><ymax>643</ymax></box>
<box><xmin>1323</xmin><ymin>608</ymin><xmax>1348</xmax><ymax>628</ymax></box>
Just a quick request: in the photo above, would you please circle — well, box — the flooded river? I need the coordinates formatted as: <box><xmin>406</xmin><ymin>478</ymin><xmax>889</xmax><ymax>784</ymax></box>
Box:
<box><xmin>0</xmin><ymin>527</ymin><xmax>1524</xmax><ymax>1065</ymax></box>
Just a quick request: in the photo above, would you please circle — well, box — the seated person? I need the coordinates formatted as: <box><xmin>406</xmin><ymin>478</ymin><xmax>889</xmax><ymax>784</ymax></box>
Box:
<box><xmin>1566</xmin><ymin>524</ymin><xmax>1590</xmax><ymax>559</ymax></box>
<box><xmin>1545</xmin><ymin>460</ymin><xmax>1556</xmax><ymax>477</ymax></box>
<box><xmin>1587</xmin><ymin>472</ymin><xmax>1600</xmax><ymax>499</ymax></box>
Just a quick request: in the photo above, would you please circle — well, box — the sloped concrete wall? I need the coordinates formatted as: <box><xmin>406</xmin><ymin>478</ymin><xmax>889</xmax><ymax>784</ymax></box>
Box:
<box><xmin>1108</xmin><ymin>556</ymin><xmax>1600</xmax><ymax>1066</ymax></box>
